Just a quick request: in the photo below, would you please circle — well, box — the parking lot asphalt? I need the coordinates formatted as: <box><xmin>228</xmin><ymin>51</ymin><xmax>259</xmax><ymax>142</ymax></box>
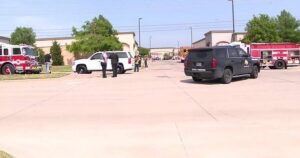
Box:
<box><xmin>1</xmin><ymin>61</ymin><xmax>300</xmax><ymax>158</ymax></box>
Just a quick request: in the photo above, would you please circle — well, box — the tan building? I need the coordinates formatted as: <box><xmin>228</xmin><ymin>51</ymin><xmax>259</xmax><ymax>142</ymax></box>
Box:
<box><xmin>150</xmin><ymin>47</ymin><xmax>178</xmax><ymax>59</ymax></box>
<box><xmin>192</xmin><ymin>30</ymin><xmax>247</xmax><ymax>48</ymax></box>
<box><xmin>0</xmin><ymin>36</ymin><xmax>10</xmax><ymax>44</ymax></box>
<box><xmin>35</xmin><ymin>32</ymin><xmax>139</xmax><ymax>65</ymax></box>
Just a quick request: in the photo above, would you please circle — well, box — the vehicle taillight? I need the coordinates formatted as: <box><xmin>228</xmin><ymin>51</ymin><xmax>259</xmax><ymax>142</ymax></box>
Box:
<box><xmin>211</xmin><ymin>57</ymin><xmax>217</xmax><ymax>69</ymax></box>
<box><xmin>128</xmin><ymin>58</ymin><xmax>132</xmax><ymax>64</ymax></box>
<box><xmin>184</xmin><ymin>57</ymin><xmax>188</xmax><ymax>67</ymax></box>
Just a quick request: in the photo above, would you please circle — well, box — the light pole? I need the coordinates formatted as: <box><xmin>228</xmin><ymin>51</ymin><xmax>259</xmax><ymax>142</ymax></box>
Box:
<box><xmin>149</xmin><ymin>36</ymin><xmax>152</xmax><ymax>49</ymax></box>
<box><xmin>190</xmin><ymin>27</ymin><xmax>193</xmax><ymax>47</ymax></box>
<box><xmin>228</xmin><ymin>0</ymin><xmax>235</xmax><ymax>33</ymax></box>
<box><xmin>138</xmin><ymin>18</ymin><xmax>142</xmax><ymax>48</ymax></box>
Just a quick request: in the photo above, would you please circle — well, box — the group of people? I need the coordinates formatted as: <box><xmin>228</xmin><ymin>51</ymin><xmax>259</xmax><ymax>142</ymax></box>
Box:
<box><xmin>134</xmin><ymin>55</ymin><xmax>148</xmax><ymax>72</ymax></box>
<box><xmin>100</xmin><ymin>52</ymin><xmax>119</xmax><ymax>78</ymax></box>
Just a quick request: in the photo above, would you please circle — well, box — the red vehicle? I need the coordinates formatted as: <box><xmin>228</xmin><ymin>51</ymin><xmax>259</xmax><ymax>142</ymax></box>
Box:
<box><xmin>231</xmin><ymin>42</ymin><xmax>300</xmax><ymax>69</ymax></box>
<box><xmin>250</xmin><ymin>43</ymin><xmax>300</xmax><ymax>69</ymax></box>
<box><xmin>0</xmin><ymin>42</ymin><xmax>42</xmax><ymax>75</ymax></box>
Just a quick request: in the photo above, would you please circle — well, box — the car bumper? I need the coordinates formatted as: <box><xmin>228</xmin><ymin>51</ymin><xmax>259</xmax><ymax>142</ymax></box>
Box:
<box><xmin>185</xmin><ymin>68</ymin><xmax>222</xmax><ymax>79</ymax></box>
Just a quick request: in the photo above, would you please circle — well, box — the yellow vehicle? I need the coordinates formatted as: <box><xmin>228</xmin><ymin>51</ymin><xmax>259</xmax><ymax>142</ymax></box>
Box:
<box><xmin>179</xmin><ymin>47</ymin><xmax>191</xmax><ymax>63</ymax></box>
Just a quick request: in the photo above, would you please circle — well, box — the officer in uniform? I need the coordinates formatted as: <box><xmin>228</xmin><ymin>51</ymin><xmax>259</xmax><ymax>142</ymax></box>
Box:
<box><xmin>100</xmin><ymin>52</ymin><xmax>108</xmax><ymax>78</ymax></box>
<box><xmin>109</xmin><ymin>52</ymin><xmax>119</xmax><ymax>77</ymax></box>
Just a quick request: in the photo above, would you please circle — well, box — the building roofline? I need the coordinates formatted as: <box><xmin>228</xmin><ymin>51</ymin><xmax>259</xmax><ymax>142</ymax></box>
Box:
<box><xmin>0</xmin><ymin>36</ymin><xmax>10</xmax><ymax>40</ymax></box>
<box><xmin>192</xmin><ymin>38</ymin><xmax>206</xmax><ymax>44</ymax></box>
<box><xmin>117</xmin><ymin>32</ymin><xmax>136</xmax><ymax>36</ymax></box>
<box><xmin>36</xmin><ymin>37</ymin><xmax>74</xmax><ymax>41</ymax></box>
<box><xmin>233</xmin><ymin>32</ymin><xmax>247</xmax><ymax>35</ymax></box>
<box><xmin>36</xmin><ymin>32</ymin><xmax>136</xmax><ymax>41</ymax></box>
<box><xmin>150</xmin><ymin>47</ymin><xmax>177</xmax><ymax>49</ymax></box>
<box><xmin>205</xmin><ymin>30</ymin><xmax>233</xmax><ymax>35</ymax></box>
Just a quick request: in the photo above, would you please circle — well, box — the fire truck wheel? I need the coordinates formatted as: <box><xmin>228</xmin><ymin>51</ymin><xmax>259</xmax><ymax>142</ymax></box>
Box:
<box><xmin>1</xmin><ymin>64</ymin><xmax>15</xmax><ymax>75</ymax></box>
<box><xmin>76</xmin><ymin>65</ymin><xmax>87</xmax><ymax>74</ymax></box>
<box><xmin>250</xmin><ymin>66</ymin><xmax>259</xmax><ymax>79</ymax></box>
<box><xmin>274</xmin><ymin>60</ymin><xmax>285</xmax><ymax>69</ymax></box>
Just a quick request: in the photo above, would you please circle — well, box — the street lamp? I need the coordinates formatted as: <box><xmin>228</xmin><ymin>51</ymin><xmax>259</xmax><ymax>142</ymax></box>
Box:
<box><xmin>149</xmin><ymin>36</ymin><xmax>152</xmax><ymax>49</ymax></box>
<box><xmin>228</xmin><ymin>0</ymin><xmax>235</xmax><ymax>33</ymax></box>
<box><xmin>138</xmin><ymin>18</ymin><xmax>142</xmax><ymax>48</ymax></box>
<box><xmin>190</xmin><ymin>27</ymin><xmax>193</xmax><ymax>47</ymax></box>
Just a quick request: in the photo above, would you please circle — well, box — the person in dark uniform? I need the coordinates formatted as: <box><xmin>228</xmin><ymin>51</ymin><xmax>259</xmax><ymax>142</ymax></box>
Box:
<box><xmin>44</xmin><ymin>53</ymin><xmax>52</xmax><ymax>73</ymax></box>
<box><xmin>144</xmin><ymin>56</ymin><xmax>148</xmax><ymax>68</ymax></box>
<box><xmin>101</xmin><ymin>52</ymin><xmax>108</xmax><ymax>78</ymax></box>
<box><xmin>109</xmin><ymin>53</ymin><xmax>119</xmax><ymax>77</ymax></box>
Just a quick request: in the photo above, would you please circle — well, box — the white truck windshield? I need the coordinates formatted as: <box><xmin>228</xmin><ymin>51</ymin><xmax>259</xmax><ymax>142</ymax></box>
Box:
<box><xmin>22</xmin><ymin>48</ymin><xmax>37</xmax><ymax>56</ymax></box>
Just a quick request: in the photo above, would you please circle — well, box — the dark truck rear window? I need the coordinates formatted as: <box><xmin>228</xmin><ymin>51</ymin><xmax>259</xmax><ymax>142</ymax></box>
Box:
<box><xmin>188</xmin><ymin>49</ymin><xmax>213</xmax><ymax>60</ymax></box>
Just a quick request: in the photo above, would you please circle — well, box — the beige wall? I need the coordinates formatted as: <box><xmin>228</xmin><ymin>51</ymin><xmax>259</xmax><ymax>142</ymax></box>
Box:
<box><xmin>35</xmin><ymin>32</ymin><xmax>138</xmax><ymax>65</ymax></box>
<box><xmin>211</xmin><ymin>32</ymin><xmax>232</xmax><ymax>46</ymax></box>
<box><xmin>150</xmin><ymin>48</ymin><xmax>176</xmax><ymax>58</ymax></box>
<box><xmin>0</xmin><ymin>38</ymin><xmax>10</xmax><ymax>44</ymax></box>
<box><xmin>195</xmin><ymin>31</ymin><xmax>247</xmax><ymax>48</ymax></box>
<box><xmin>35</xmin><ymin>38</ymin><xmax>75</xmax><ymax>65</ymax></box>
<box><xmin>116</xmin><ymin>32</ymin><xmax>138</xmax><ymax>55</ymax></box>
<box><xmin>192</xmin><ymin>39</ymin><xmax>206</xmax><ymax>48</ymax></box>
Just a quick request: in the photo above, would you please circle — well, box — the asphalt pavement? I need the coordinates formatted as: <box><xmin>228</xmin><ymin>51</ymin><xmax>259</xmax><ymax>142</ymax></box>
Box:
<box><xmin>1</xmin><ymin>61</ymin><xmax>300</xmax><ymax>158</ymax></box>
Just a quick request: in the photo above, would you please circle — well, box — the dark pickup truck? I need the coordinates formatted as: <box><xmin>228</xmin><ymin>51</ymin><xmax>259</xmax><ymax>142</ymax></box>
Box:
<box><xmin>184</xmin><ymin>46</ymin><xmax>260</xmax><ymax>84</ymax></box>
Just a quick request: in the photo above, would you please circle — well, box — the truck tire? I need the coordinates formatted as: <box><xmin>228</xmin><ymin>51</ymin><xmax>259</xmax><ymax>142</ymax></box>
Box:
<box><xmin>76</xmin><ymin>65</ymin><xmax>87</xmax><ymax>74</ymax></box>
<box><xmin>192</xmin><ymin>77</ymin><xmax>202</xmax><ymax>82</ymax></box>
<box><xmin>221</xmin><ymin>69</ymin><xmax>233</xmax><ymax>84</ymax></box>
<box><xmin>274</xmin><ymin>60</ymin><xmax>285</xmax><ymax>69</ymax></box>
<box><xmin>117</xmin><ymin>65</ymin><xmax>124</xmax><ymax>74</ymax></box>
<box><xmin>250</xmin><ymin>66</ymin><xmax>259</xmax><ymax>79</ymax></box>
<box><xmin>1</xmin><ymin>64</ymin><xmax>15</xmax><ymax>75</ymax></box>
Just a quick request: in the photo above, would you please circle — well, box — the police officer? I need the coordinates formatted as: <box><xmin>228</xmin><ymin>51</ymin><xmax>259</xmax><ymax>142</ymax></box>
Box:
<box><xmin>101</xmin><ymin>52</ymin><xmax>108</xmax><ymax>78</ymax></box>
<box><xmin>44</xmin><ymin>53</ymin><xmax>52</xmax><ymax>73</ymax></box>
<box><xmin>109</xmin><ymin>52</ymin><xmax>119</xmax><ymax>77</ymax></box>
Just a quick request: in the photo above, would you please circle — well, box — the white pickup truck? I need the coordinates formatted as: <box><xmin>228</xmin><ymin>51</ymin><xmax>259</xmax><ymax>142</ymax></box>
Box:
<box><xmin>72</xmin><ymin>51</ymin><xmax>134</xmax><ymax>74</ymax></box>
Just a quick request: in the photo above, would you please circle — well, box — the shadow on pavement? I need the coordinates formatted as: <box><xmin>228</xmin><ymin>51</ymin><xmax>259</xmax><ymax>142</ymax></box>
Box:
<box><xmin>181</xmin><ymin>77</ymin><xmax>249</xmax><ymax>85</ymax></box>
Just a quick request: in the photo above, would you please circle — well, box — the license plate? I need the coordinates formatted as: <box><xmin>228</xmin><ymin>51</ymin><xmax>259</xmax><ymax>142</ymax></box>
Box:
<box><xmin>196</xmin><ymin>62</ymin><xmax>202</xmax><ymax>67</ymax></box>
<box><xmin>192</xmin><ymin>68</ymin><xmax>206</xmax><ymax>72</ymax></box>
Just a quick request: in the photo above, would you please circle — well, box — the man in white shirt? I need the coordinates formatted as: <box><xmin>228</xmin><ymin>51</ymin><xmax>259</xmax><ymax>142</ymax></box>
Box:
<box><xmin>101</xmin><ymin>52</ymin><xmax>108</xmax><ymax>78</ymax></box>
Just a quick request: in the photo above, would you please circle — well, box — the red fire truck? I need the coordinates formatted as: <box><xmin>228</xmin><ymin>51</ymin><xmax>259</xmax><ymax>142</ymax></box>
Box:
<box><xmin>231</xmin><ymin>42</ymin><xmax>300</xmax><ymax>69</ymax></box>
<box><xmin>0</xmin><ymin>42</ymin><xmax>42</xmax><ymax>75</ymax></box>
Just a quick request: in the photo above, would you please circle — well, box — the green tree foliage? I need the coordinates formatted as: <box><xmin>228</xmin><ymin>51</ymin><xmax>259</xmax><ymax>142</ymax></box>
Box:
<box><xmin>67</xmin><ymin>15</ymin><xmax>122</xmax><ymax>56</ymax></box>
<box><xmin>139</xmin><ymin>47</ymin><xmax>150</xmax><ymax>56</ymax></box>
<box><xmin>10</xmin><ymin>27</ymin><xmax>36</xmax><ymax>45</ymax></box>
<box><xmin>36</xmin><ymin>47</ymin><xmax>45</xmax><ymax>64</ymax></box>
<box><xmin>276</xmin><ymin>10</ymin><xmax>300</xmax><ymax>43</ymax></box>
<box><xmin>243</xmin><ymin>14</ymin><xmax>280</xmax><ymax>43</ymax></box>
<box><xmin>50</xmin><ymin>41</ymin><xmax>64</xmax><ymax>65</ymax></box>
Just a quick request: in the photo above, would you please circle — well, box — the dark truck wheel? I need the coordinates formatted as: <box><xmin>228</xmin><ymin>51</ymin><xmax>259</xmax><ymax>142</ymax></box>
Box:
<box><xmin>274</xmin><ymin>60</ymin><xmax>285</xmax><ymax>69</ymax></box>
<box><xmin>1</xmin><ymin>64</ymin><xmax>15</xmax><ymax>75</ymax></box>
<box><xmin>250</xmin><ymin>66</ymin><xmax>259</xmax><ymax>79</ymax></box>
<box><xmin>192</xmin><ymin>77</ymin><xmax>202</xmax><ymax>82</ymax></box>
<box><xmin>221</xmin><ymin>68</ymin><xmax>233</xmax><ymax>84</ymax></box>
<box><xmin>76</xmin><ymin>65</ymin><xmax>87</xmax><ymax>74</ymax></box>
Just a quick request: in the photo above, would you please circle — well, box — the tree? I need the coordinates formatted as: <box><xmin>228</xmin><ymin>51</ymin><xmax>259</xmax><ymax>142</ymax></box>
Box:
<box><xmin>243</xmin><ymin>14</ymin><xmax>281</xmax><ymax>43</ymax></box>
<box><xmin>276</xmin><ymin>10</ymin><xmax>300</xmax><ymax>43</ymax></box>
<box><xmin>36</xmin><ymin>47</ymin><xmax>45</xmax><ymax>64</ymax></box>
<box><xmin>139</xmin><ymin>47</ymin><xmax>150</xmax><ymax>56</ymax></box>
<box><xmin>10</xmin><ymin>27</ymin><xmax>36</xmax><ymax>45</ymax></box>
<box><xmin>50</xmin><ymin>41</ymin><xmax>64</xmax><ymax>65</ymax></box>
<box><xmin>67</xmin><ymin>15</ymin><xmax>122</xmax><ymax>56</ymax></box>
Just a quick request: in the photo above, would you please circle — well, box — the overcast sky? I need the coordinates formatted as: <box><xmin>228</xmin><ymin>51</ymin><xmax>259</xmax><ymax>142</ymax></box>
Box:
<box><xmin>0</xmin><ymin>0</ymin><xmax>299</xmax><ymax>47</ymax></box>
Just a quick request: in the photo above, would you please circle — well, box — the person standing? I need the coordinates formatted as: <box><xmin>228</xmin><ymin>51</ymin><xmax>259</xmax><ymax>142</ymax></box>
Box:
<box><xmin>144</xmin><ymin>56</ymin><xmax>148</xmax><ymax>68</ymax></box>
<box><xmin>44</xmin><ymin>53</ymin><xmax>52</xmax><ymax>73</ymax></box>
<box><xmin>134</xmin><ymin>56</ymin><xmax>140</xmax><ymax>72</ymax></box>
<box><xmin>100</xmin><ymin>52</ymin><xmax>108</xmax><ymax>78</ymax></box>
<box><xmin>109</xmin><ymin>52</ymin><xmax>119</xmax><ymax>77</ymax></box>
